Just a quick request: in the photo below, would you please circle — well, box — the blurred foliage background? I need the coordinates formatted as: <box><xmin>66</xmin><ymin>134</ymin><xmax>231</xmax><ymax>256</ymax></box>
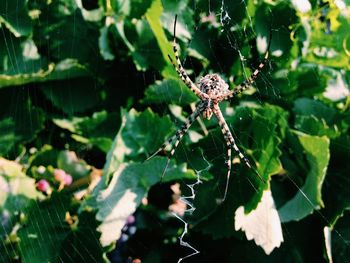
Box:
<box><xmin>0</xmin><ymin>0</ymin><xmax>350</xmax><ymax>262</ymax></box>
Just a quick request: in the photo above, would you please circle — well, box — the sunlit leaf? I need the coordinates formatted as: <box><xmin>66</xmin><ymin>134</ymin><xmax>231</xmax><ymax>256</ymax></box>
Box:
<box><xmin>235</xmin><ymin>189</ymin><xmax>284</xmax><ymax>255</ymax></box>
<box><xmin>0</xmin><ymin>0</ymin><xmax>349</xmax><ymax>261</ymax></box>
<box><xmin>145</xmin><ymin>0</ymin><xmax>176</xmax><ymax>78</ymax></box>
<box><xmin>96</xmin><ymin>157</ymin><xmax>195</xmax><ymax>246</ymax></box>
<box><xmin>81</xmin><ymin>108</ymin><xmax>174</xmax><ymax>211</ymax></box>
<box><xmin>0</xmin><ymin>59</ymin><xmax>91</xmax><ymax>88</ymax></box>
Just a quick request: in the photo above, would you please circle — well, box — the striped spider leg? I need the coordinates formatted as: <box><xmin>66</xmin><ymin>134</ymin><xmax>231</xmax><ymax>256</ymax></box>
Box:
<box><xmin>212</xmin><ymin>104</ymin><xmax>251</xmax><ymax>201</ymax></box>
<box><xmin>219</xmin><ymin>31</ymin><xmax>272</xmax><ymax>102</ymax></box>
<box><xmin>147</xmin><ymin>15</ymin><xmax>270</xmax><ymax>201</ymax></box>
<box><xmin>167</xmin><ymin>15</ymin><xmax>209</xmax><ymax>101</ymax></box>
<box><xmin>146</xmin><ymin>102</ymin><xmax>207</xmax><ymax>179</ymax></box>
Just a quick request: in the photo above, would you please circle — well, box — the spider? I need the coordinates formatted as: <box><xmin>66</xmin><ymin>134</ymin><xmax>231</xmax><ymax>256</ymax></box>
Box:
<box><xmin>147</xmin><ymin>15</ymin><xmax>271</xmax><ymax>201</ymax></box>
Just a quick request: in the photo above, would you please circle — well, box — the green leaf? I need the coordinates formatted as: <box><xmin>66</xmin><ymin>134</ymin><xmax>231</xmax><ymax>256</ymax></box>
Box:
<box><xmin>286</xmin><ymin>67</ymin><xmax>328</xmax><ymax>98</ymax></box>
<box><xmin>105</xmin><ymin>107</ymin><xmax>173</xmax><ymax>175</ymax></box>
<box><xmin>236</xmin><ymin>104</ymin><xmax>288</xmax><ymax>212</ymax></box>
<box><xmin>110</xmin><ymin>0</ymin><xmax>129</xmax><ymax>15</ymax></box>
<box><xmin>279</xmin><ymin>133</ymin><xmax>330</xmax><ymax>222</ymax></box>
<box><xmin>120</xmin><ymin>108</ymin><xmax>174</xmax><ymax>158</ymax></box>
<box><xmin>294</xmin><ymin>115</ymin><xmax>340</xmax><ymax>138</ymax></box>
<box><xmin>293</xmin><ymin>98</ymin><xmax>336</xmax><ymax>124</ymax></box>
<box><xmin>96</xmin><ymin>156</ymin><xmax>195</xmax><ymax>246</ymax></box>
<box><xmin>0</xmin><ymin>158</ymin><xmax>40</xmax><ymax>198</ymax></box>
<box><xmin>142</xmin><ymin>78</ymin><xmax>198</xmax><ymax>106</ymax></box>
<box><xmin>0</xmin><ymin>158</ymin><xmax>41</xmax><ymax>215</ymax></box>
<box><xmin>53</xmin><ymin>111</ymin><xmax>120</xmax><ymax>153</ymax></box>
<box><xmin>59</xmin><ymin>211</ymin><xmax>104</xmax><ymax>263</ymax></box>
<box><xmin>0</xmin><ymin>159</ymin><xmax>42</xmax><ymax>258</ymax></box>
<box><xmin>161</xmin><ymin>0</ymin><xmax>194</xmax><ymax>41</ymax></box>
<box><xmin>27</xmin><ymin>145</ymin><xmax>59</xmax><ymax>176</ymax></box>
<box><xmin>0</xmin><ymin>118</ymin><xmax>17</xmax><ymax>155</ymax></box>
<box><xmin>0</xmin><ymin>59</ymin><xmax>91</xmax><ymax>88</ymax></box>
<box><xmin>0</xmin><ymin>27</ymin><xmax>49</xmax><ymax>86</ymax></box>
<box><xmin>57</xmin><ymin>151</ymin><xmax>91</xmax><ymax>179</ymax></box>
<box><xmin>130</xmin><ymin>0</ymin><xmax>153</xmax><ymax>19</ymax></box>
<box><xmin>331</xmin><ymin>210</ymin><xmax>350</xmax><ymax>263</ymax></box>
<box><xmin>321</xmin><ymin>135</ymin><xmax>350</xmax><ymax>226</ymax></box>
<box><xmin>255</xmin><ymin>2</ymin><xmax>296</xmax><ymax>59</ymax></box>
<box><xmin>0</xmin><ymin>0</ymin><xmax>32</xmax><ymax>37</ymax></box>
<box><xmin>129</xmin><ymin>18</ymin><xmax>166</xmax><ymax>72</ymax></box>
<box><xmin>304</xmin><ymin>15</ymin><xmax>350</xmax><ymax>69</ymax></box>
<box><xmin>99</xmin><ymin>26</ymin><xmax>115</xmax><ymax>60</ymax></box>
<box><xmin>80</xmin><ymin>108</ymin><xmax>174</xmax><ymax>211</ymax></box>
<box><xmin>12</xmin><ymin>103</ymin><xmax>45</xmax><ymax>144</ymax></box>
<box><xmin>17</xmin><ymin>193</ymin><xmax>72</xmax><ymax>263</ymax></box>
<box><xmin>0</xmin><ymin>92</ymin><xmax>46</xmax><ymax>147</ymax></box>
<box><xmin>35</xmin><ymin>8</ymin><xmax>101</xmax><ymax>67</ymax></box>
<box><xmin>41</xmin><ymin>78</ymin><xmax>101</xmax><ymax>114</ymax></box>
<box><xmin>191</xmin><ymin>104</ymin><xmax>288</xmax><ymax>239</ymax></box>
<box><xmin>145</xmin><ymin>0</ymin><xmax>176</xmax><ymax>78</ymax></box>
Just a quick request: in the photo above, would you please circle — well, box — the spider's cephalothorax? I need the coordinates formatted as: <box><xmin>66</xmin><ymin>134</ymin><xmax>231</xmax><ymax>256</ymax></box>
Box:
<box><xmin>148</xmin><ymin>15</ymin><xmax>270</xmax><ymax>201</ymax></box>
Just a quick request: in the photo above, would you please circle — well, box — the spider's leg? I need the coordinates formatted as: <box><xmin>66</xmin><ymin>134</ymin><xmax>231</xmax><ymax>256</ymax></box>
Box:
<box><xmin>146</xmin><ymin>103</ymin><xmax>205</xmax><ymax>179</ymax></box>
<box><xmin>213</xmin><ymin>105</ymin><xmax>251</xmax><ymax>168</ymax></box>
<box><xmin>169</xmin><ymin>15</ymin><xmax>208</xmax><ymax>100</ymax></box>
<box><xmin>213</xmin><ymin>104</ymin><xmax>251</xmax><ymax>201</ymax></box>
<box><xmin>220</xmin><ymin>31</ymin><xmax>272</xmax><ymax>101</ymax></box>
<box><xmin>220</xmin><ymin>56</ymin><xmax>269</xmax><ymax>101</ymax></box>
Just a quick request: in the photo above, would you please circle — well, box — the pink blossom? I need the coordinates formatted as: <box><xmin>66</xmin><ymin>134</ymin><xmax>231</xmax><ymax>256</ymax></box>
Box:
<box><xmin>54</xmin><ymin>169</ymin><xmax>66</xmax><ymax>182</ymax></box>
<box><xmin>36</xmin><ymin>179</ymin><xmax>50</xmax><ymax>192</ymax></box>
<box><xmin>64</xmin><ymin>174</ymin><xmax>73</xmax><ymax>186</ymax></box>
<box><xmin>126</xmin><ymin>215</ymin><xmax>135</xmax><ymax>225</ymax></box>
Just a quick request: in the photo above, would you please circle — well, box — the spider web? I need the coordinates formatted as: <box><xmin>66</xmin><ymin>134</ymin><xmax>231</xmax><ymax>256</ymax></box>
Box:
<box><xmin>167</xmin><ymin>3</ymin><xmax>279</xmax><ymax>261</ymax></box>
<box><xmin>156</xmin><ymin>1</ymin><xmax>350</xmax><ymax>262</ymax></box>
<box><xmin>1</xmin><ymin>0</ymin><xmax>350</xmax><ymax>263</ymax></box>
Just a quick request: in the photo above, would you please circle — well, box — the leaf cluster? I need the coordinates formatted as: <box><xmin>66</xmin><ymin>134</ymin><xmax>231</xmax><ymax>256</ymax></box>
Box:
<box><xmin>0</xmin><ymin>0</ymin><xmax>349</xmax><ymax>262</ymax></box>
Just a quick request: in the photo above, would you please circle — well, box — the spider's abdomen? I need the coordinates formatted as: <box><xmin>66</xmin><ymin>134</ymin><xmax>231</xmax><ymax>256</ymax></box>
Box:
<box><xmin>198</xmin><ymin>74</ymin><xmax>230</xmax><ymax>97</ymax></box>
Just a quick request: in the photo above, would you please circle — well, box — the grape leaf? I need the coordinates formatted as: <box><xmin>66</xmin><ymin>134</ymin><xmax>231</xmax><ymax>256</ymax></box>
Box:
<box><xmin>142</xmin><ymin>79</ymin><xmax>198</xmax><ymax>106</ymax></box>
<box><xmin>80</xmin><ymin>108</ymin><xmax>174</xmax><ymax>211</ymax></box>
<box><xmin>294</xmin><ymin>115</ymin><xmax>340</xmax><ymax>138</ymax></box>
<box><xmin>17</xmin><ymin>193</ymin><xmax>71</xmax><ymax>263</ymax></box>
<box><xmin>293</xmin><ymin>98</ymin><xmax>336</xmax><ymax>124</ymax></box>
<box><xmin>96</xmin><ymin>157</ymin><xmax>195</xmax><ymax>246</ymax></box>
<box><xmin>235</xmin><ymin>189</ymin><xmax>283</xmax><ymax>255</ymax></box>
<box><xmin>0</xmin><ymin>0</ymin><xmax>32</xmax><ymax>37</ymax></box>
<box><xmin>59</xmin><ymin>211</ymin><xmax>104</xmax><ymax>263</ymax></box>
<box><xmin>53</xmin><ymin>111</ymin><xmax>120</xmax><ymax>153</ymax></box>
<box><xmin>57</xmin><ymin>151</ymin><xmax>91</xmax><ymax>179</ymax></box>
<box><xmin>192</xmin><ymin>104</ymin><xmax>288</xmax><ymax>239</ymax></box>
<box><xmin>279</xmin><ymin>133</ymin><xmax>330</xmax><ymax>222</ymax></box>
<box><xmin>0</xmin><ymin>118</ymin><xmax>17</xmax><ymax>155</ymax></box>
<box><xmin>322</xmin><ymin>135</ymin><xmax>350</xmax><ymax>226</ymax></box>
<box><xmin>145</xmin><ymin>0</ymin><xmax>176</xmax><ymax>78</ymax></box>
